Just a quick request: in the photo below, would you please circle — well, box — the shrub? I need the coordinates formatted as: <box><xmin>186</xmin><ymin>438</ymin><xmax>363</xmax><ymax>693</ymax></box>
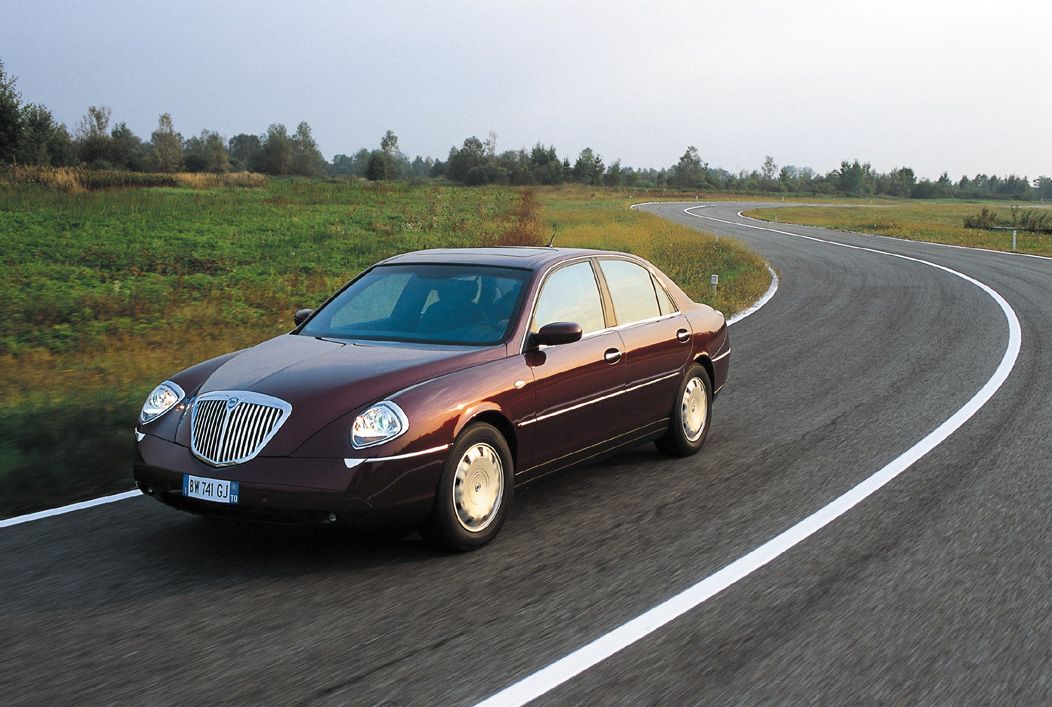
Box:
<box><xmin>965</xmin><ymin>206</ymin><xmax>1051</xmax><ymax>232</ymax></box>
<box><xmin>1009</xmin><ymin>206</ymin><xmax>1049</xmax><ymax>231</ymax></box>
<box><xmin>963</xmin><ymin>207</ymin><xmax>999</xmax><ymax>229</ymax></box>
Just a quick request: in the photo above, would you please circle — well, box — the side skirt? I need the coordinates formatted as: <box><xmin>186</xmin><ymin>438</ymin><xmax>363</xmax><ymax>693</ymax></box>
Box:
<box><xmin>514</xmin><ymin>419</ymin><xmax>670</xmax><ymax>486</ymax></box>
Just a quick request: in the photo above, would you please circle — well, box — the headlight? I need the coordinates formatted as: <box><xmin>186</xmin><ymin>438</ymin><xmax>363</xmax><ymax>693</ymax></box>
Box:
<box><xmin>140</xmin><ymin>381</ymin><xmax>186</xmax><ymax>424</ymax></box>
<box><xmin>352</xmin><ymin>401</ymin><xmax>408</xmax><ymax>449</ymax></box>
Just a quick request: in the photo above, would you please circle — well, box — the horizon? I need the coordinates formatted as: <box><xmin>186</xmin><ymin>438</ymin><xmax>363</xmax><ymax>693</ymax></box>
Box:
<box><xmin>2</xmin><ymin>1</ymin><xmax>1048</xmax><ymax>181</ymax></box>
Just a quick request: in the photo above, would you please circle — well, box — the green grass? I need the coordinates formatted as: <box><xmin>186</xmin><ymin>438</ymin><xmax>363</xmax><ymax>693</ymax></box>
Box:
<box><xmin>0</xmin><ymin>178</ymin><xmax>770</xmax><ymax>518</ymax></box>
<box><xmin>741</xmin><ymin>202</ymin><xmax>1052</xmax><ymax>256</ymax></box>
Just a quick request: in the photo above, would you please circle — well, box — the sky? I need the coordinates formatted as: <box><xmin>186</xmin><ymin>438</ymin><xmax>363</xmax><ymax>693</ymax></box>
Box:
<box><xmin>2</xmin><ymin>0</ymin><xmax>1049</xmax><ymax>179</ymax></box>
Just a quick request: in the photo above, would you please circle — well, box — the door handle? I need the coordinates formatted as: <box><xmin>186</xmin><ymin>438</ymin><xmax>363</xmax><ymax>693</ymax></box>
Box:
<box><xmin>676</xmin><ymin>329</ymin><xmax>691</xmax><ymax>343</ymax></box>
<box><xmin>604</xmin><ymin>348</ymin><xmax>622</xmax><ymax>364</ymax></box>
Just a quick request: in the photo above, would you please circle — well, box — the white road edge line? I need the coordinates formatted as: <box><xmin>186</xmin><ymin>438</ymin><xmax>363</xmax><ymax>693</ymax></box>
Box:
<box><xmin>0</xmin><ymin>203</ymin><xmax>778</xmax><ymax>531</ymax></box>
<box><xmin>0</xmin><ymin>490</ymin><xmax>141</xmax><ymax>529</ymax></box>
<box><xmin>475</xmin><ymin>205</ymin><xmax>1021</xmax><ymax>707</ymax></box>
<box><xmin>727</xmin><ymin>266</ymin><xmax>778</xmax><ymax>326</ymax></box>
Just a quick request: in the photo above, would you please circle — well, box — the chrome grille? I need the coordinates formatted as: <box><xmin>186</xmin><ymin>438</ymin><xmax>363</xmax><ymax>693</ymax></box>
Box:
<box><xmin>190</xmin><ymin>391</ymin><xmax>292</xmax><ymax>466</ymax></box>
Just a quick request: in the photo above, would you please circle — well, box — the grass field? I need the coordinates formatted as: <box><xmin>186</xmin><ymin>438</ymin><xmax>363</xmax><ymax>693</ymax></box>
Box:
<box><xmin>742</xmin><ymin>202</ymin><xmax>1052</xmax><ymax>256</ymax></box>
<box><xmin>0</xmin><ymin>175</ymin><xmax>770</xmax><ymax>518</ymax></box>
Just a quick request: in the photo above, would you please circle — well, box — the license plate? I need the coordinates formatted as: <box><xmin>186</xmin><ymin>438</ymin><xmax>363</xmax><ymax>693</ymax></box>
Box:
<box><xmin>182</xmin><ymin>474</ymin><xmax>239</xmax><ymax>504</ymax></box>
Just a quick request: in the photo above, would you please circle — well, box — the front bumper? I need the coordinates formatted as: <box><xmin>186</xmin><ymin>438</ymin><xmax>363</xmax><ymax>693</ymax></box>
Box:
<box><xmin>133</xmin><ymin>433</ymin><xmax>446</xmax><ymax>526</ymax></box>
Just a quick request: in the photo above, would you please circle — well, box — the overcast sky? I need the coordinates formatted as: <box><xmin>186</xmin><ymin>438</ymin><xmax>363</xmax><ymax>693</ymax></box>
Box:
<box><xmin>2</xmin><ymin>0</ymin><xmax>1048</xmax><ymax>179</ymax></box>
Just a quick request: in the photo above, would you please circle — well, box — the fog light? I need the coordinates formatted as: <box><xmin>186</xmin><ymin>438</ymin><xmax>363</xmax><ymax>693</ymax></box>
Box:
<box><xmin>328</xmin><ymin>513</ymin><xmax>337</xmax><ymax>523</ymax></box>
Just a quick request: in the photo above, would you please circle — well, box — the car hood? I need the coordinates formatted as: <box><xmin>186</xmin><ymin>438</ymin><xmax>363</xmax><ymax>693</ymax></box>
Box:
<box><xmin>196</xmin><ymin>334</ymin><xmax>506</xmax><ymax>455</ymax></box>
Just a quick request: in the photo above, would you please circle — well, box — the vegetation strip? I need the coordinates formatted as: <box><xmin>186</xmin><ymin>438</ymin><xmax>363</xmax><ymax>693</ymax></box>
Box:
<box><xmin>742</xmin><ymin>203</ymin><xmax>1052</xmax><ymax>258</ymax></box>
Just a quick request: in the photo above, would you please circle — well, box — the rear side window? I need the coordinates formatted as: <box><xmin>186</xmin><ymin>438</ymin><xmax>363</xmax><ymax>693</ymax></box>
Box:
<box><xmin>599</xmin><ymin>259</ymin><xmax>661</xmax><ymax>325</ymax></box>
<box><xmin>531</xmin><ymin>261</ymin><xmax>606</xmax><ymax>334</ymax></box>
<box><xmin>653</xmin><ymin>276</ymin><xmax>677</xmax><ymax>315</ymax></box>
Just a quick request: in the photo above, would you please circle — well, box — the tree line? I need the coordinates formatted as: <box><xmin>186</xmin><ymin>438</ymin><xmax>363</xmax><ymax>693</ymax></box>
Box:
<box><xmin>0</xmin><ymin>60</ymin><xmax>327</xmax><ymax>176</ymax></box>
<box><xmin>2</xmin><ymin>59</ymin><xmax>1049</xmax><ymax>200</ymax></box>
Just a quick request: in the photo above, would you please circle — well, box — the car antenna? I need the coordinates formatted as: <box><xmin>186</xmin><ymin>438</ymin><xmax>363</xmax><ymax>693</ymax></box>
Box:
<box><xmin>546</xmin><ymin>225</ymin><xmax>557</xmax><ymax>248</ymax></box>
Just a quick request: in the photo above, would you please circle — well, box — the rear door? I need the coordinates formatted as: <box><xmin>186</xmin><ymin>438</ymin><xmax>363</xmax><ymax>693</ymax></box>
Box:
<box><xmin>597</xmin><ymin>258</ymin><xmax>691</xmax><ymax>430</ymax></box>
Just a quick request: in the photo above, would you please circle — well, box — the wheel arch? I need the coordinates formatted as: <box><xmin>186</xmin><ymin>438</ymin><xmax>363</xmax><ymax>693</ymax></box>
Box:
<box><xmin>694</xmin><ymin>354</ymin><xmax>715</xmax><ymax>388</ymax></box>
<box><xmin>455</xmin><ymin>408</ymin><xmax>518</xmax><ymax>469</ymax></box>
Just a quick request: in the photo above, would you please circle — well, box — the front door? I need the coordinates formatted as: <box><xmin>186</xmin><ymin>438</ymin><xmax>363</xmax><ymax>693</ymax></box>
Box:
<box><xmin>518</xmin><ymin>260</ymin><xmax>626</xmax><ymax>476</ymax></box>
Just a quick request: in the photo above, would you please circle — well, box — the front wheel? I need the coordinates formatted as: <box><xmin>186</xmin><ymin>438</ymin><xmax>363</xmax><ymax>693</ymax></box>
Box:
<box><xmin>655</xmin><ymin>364</ymin><xmax>712</xmax><ymax>457</ymax></box>
<box><xmin>421</xmin><ymin>422</ymin><xmax>514</xmax><ymax>551</ymax></box>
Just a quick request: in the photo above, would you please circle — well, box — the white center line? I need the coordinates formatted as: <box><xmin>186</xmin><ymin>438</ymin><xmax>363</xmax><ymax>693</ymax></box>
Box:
<box><xmin>475</xmin><ymin>204</ymin><xmax>1021</xmax><ymax>707</ymax></box>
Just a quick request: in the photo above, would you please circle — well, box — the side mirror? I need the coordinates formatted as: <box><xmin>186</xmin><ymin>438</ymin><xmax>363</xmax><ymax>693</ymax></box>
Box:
<box><xmin>531</xmin><ymin>321</ymin><xmax>583</xmax><ymax>347</ymax></box>
<box><xmin>294</xmin><ymin>308</ymin><xmax>314</xmax><ymax>326</ymax></box>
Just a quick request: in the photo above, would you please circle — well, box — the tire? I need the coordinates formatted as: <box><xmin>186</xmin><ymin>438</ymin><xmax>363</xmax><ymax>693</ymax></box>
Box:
<box><xmin>655</xmin><ymin>363</ymin><xmax>712</xmax><ymax>457</ymax></box>
<box><xmin>421</xmin><ymin>422</ymin><xmax>514</xmax><ymax>551</ymax></box>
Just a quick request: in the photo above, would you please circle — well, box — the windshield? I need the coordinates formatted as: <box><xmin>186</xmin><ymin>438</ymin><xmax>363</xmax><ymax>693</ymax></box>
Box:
<box><xmin>299</xmin><ymin>264</ymin><xmax>531</xmax><ymax>345</ymax></box>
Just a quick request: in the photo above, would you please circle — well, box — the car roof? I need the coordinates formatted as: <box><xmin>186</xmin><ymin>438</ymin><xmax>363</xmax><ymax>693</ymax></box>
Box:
<box><xmin>379</xmin><ymin>247</ymin><xmax>640</xmax><ymax>270</ymax></box>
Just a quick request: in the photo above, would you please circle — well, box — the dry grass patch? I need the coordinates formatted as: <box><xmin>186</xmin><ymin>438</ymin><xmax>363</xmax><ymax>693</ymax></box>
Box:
<box><xmin>2</xmin><ymin>166</ymin><xmax>267</xmax><ymax>192</ymax></box>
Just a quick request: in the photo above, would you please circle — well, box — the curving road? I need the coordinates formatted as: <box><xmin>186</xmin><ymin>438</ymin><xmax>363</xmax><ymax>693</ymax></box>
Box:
<box><xmin>3</xmin><ymin>203</ymin><xmax>1051</xmax><ymax>705</ymax></box>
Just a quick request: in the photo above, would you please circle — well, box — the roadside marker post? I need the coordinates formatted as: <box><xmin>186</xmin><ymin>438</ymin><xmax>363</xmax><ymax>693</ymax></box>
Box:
<box><xmin>711</xmin><ymin>273</ymin><xmax>719</xmax><ymax>295</ymax></box>
<box><xmin>993</xmin><ymin>226</ymin><xmax>1020</xmax><ymax>252</ymax></box>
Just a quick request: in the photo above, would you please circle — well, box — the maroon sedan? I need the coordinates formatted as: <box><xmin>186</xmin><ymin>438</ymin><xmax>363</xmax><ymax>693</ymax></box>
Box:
<box><xmin>134</xmin><ymin>247</ymin><xmax>729</xmax><ymax>550</ymax></box>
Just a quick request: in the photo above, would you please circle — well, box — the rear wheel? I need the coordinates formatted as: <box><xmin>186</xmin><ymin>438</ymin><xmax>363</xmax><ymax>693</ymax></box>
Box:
<box><xmin>421</xmin><ymin>422</ymin><xmax>514</xmax><ymax>551</ymax></box>
<box><xmin>655</xmin><ymin>364</ymin><xmax>712</xmax><ymax>457</ymax></box>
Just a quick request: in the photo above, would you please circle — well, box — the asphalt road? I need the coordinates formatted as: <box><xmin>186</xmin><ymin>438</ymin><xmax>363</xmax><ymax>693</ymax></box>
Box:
<box><xmin>3</xmin><ymin>203</ymin><xmax>1050</xmax><ymax>705</ymax></box>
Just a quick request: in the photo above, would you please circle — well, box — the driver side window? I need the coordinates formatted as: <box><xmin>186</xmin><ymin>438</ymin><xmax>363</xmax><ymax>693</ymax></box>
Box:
<box><xmin>531</xmin><ymin>261</ymin><xmax>606</xmax><ymax>335</ymax></box>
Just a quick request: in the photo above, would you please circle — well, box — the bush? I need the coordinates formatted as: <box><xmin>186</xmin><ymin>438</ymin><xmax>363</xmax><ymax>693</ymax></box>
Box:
<box><xmin>965</xmin><ymin>206</ymin><xmax>1051</xmax><ymax>232</ymax></box>
<box><xmin>1009</xmin><ymin>206</ymin><xmax>1049</xmax><ymax>232</ymax></box>
<box><xmin>963</xmin><ymin>207</ymin><xmax>999</xmax><ymax>229</ymax></box>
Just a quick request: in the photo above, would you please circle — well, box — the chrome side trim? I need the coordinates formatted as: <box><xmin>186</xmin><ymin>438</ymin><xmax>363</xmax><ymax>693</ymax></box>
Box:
<box><xmin>608</xmin><ymin>312</ymin><xmax>680</xmax><ymax>332</ymax></box>
<box><xmin>518</xmin><ymin>370</ymin><xmax>681</xmax><ymax>427</ymax></box>
<box><xmin>711</xmin><ymin>348</ymin><xmax>731</xmax><ymax>362</ymax></box>
<box><xmin>518</xmin><ymin>392</ymin><xmax>620</xmax><ymax>427</ymax></box>
<box><xmin>344</xmin><ymin>443</ymin><xmax>452</xmax><ymax>468</ymax></box>
<box><xmin>626</xmin><ymin>370</ymin><xmax>681</xmax><ymax>393</ymax></box>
